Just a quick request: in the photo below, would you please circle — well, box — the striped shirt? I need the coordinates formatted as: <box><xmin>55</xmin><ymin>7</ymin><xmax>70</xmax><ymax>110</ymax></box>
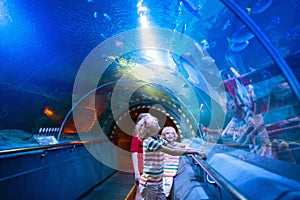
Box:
<box><xmin>139</xmin><ymin>136</ymin><xmax>168</xmax><ymax>186</ymax></box>
<box><xmin>164</xmin><ymin>142</ymin><xmax>180</xmax><ymax>177</ymax></box>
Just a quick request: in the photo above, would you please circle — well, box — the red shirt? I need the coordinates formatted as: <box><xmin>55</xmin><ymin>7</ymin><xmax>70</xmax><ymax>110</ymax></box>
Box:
<box><xmin>130</xmin><ymin>135</ymin><xmax>144</xmax><ymax>174</ymax></box>
<box><xmin>130</xmin><ymin>135</ymin><xmax>143</xmax><ymax>153</ymax></box>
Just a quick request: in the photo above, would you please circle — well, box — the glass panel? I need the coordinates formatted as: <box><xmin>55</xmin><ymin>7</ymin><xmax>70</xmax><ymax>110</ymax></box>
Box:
<box><xmin>0</xmin><ymin>0</ymin><xmax>299</xmax><ymax>181</ymax></box>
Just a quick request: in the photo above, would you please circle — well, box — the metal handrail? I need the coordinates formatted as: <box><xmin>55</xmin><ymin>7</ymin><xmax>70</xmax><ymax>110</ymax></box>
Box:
<box><xmin>0</xmin><ymin>137</ymin><xmax>117</xmax><ymax>156</ymax></box>
<box><xmin>190</xmin><ymin>154</ymin><xmax>248</xmax><ymax>200</ymax></box>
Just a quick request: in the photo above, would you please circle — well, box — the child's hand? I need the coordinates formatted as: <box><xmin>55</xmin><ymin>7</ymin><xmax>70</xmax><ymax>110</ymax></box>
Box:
<box><xmin>186</xmin><ymin>149</ymin><xmax>206</xmax><ymax>159</ymax></box>
<box><xmin>196</xmin><ymin>150</ymin><xmax>206</xmax><ymax>159</ymax></box>
<box><xmin>134</xmin><ymin>172</ymin><xmax>141</xmax><ymax>181</ymax></box>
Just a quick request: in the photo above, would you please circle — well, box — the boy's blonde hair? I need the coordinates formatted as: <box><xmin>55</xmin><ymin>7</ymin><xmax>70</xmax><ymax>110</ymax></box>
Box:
<box><xmin>161</xmin><ymin>126</ymin><xmax>178</xmax><ymax>140</ymax></box>
<box><xmin>137</xmin><ymin>113</ymin><xmax>151</xmax><ymax>122</ymax></box>
<box><xmin>135</xmin><ymin>115</ymin><xmax>161</xmax><ymax>140</ymax></box>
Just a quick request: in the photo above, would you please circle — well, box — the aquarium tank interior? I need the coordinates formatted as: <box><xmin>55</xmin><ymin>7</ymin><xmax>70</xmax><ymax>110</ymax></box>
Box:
<box><xmin>0</xmin><ymin>0</ymin><xmax>300</xmax><ymax>198</ymax></box>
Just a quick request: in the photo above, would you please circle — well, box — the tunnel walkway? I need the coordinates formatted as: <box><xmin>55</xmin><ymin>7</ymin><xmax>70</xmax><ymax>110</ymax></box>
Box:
<box><xmin>79</xmin><ymin>171</ymin><xmax>135</xmax><ymax>200</ymax></box>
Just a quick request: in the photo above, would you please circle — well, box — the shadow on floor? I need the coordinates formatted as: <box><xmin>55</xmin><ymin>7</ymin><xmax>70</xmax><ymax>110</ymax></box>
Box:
<box><xmin>79</xmin><ymin>172</ymin><xmax>135</xmax><ymax>200</ymax></box>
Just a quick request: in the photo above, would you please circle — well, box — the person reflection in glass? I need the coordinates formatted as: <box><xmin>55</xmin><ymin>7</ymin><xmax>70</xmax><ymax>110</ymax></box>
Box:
<box><xmin>202</xmin><ymin>97</ymin><xmax>270</xmax><ymax>155</ymax></box>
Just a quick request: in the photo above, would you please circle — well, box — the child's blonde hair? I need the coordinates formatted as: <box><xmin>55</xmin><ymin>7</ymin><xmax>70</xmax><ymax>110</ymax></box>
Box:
<box><xmin>135</xmin><ymin>115</ymin><xmax>161</xmax><ymax>140</ymax></box>
<box><xmin>136</xmin><ymin>113</ymin><xmax>151</xmax><ymax>122</ymax></box>
<box><xmin>161</xmin><ymin>126</ymin><xmax>178</xmax><ymax>140</ymax></box>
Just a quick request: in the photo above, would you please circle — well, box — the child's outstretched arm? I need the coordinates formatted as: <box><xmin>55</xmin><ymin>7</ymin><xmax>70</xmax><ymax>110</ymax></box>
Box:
<box><xmin>159</xmin><ymin>145</ymin><xmax>206</xmax><ymax>158</ymax></box>
<box><xmin>166</xmin><ymin>143</ymin><xmax>188</xmax><ymax>149</ymax></box>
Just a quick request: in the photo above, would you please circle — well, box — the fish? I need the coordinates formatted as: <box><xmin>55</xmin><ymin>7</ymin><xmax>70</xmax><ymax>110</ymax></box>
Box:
<box><xmin>180</xmin><ymin>0</ymin><xmax>206</xmax><ymax>21</ymax></box>
<box><xmin>93</xmin><ymin>12</ymin><xmax>98</xmax><ymax>18</ymax></box>
<box><xmin>201</xmin><ymin>56</ymin><xmax>215</xmax><ymax>64</ymax></box>
<box><xmin>183</xmin><ymin>83</ymin><xmax>189</xmax><ymax>88</ymax></box>
<box><xmin>179</xmin><ymin>54</ymin><xmax>209</xmax><ymax>93</ymax></box>
<box><xmin>265</xmin><ymin>16</ymin><xmax>280</xmax><ymax>33</ymax></box>
<box><xmin>201</xmin><ymin>39</ymin><xmax>209</xmax><ymax>50</ymax></box>
<box><xmin>230</xmin><ymin>25</ymin><xmax>254</xmax><ymax>43</ymax></box>
<box><xmin>230</xmin><ymin>40</ymin><xmax>250</xmax><ymax>52</ymax></box>
<box><xmin>247</xmin><ymin>0</ymin><xmax>272</xmax><ymax>15</ymax></box>
<box><xmin>222</xmin><ymin>19</ymin><xmax>231</xmax><ymax>30</ymax></box>
<box><xmin>0</xmin><ymin>107</ymin><xmax>8</xmax><ymax>119</ymax></box>
<box><xmin>199</xmin><ymin>39</ymin><xmax>216</xmax><ymax>51</ymax></box>
<box><xmin>100</xmin><ymin>33</ymin><xmax>107</xmax><ymax>40</ymax></box>
<box><xmin>173</xmin><ymin>54</ymin><xmax>200</xmax><ymax>87</ymax></box>
<box><xmin>199</xmin><ymin>103</ymin><xmax>204</xmax><ymax>112</ymax></box>
<box><xmin>286</xmin><ymin>24</ymin><xmax>300</xmax><ymax>40</ymax></box>
<box><xmin>172</xmin><ymin>54</ymin><xmax>190</xmax><ymax>79</ymax></box>
<box><xmin>209</xmin><ymin>41</ymin><xmax>217</xmax><ymax>49</ymax></box>
<box><xmin>246</xmin><ymin>8</ymin><xmax>251</xmax><ymax>15</ymax></box>
<box><xmin>103</xmin><ymin>13</ymin><xmax>112</xmax><ymax>21</ymax></box>
<box><xmin>193</xmin><ymin>42</ymin><xmax>204</xmax><ymax>57</ymax></box>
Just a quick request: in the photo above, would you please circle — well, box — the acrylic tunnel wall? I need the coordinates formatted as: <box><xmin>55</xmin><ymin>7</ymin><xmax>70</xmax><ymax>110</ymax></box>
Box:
<box><xmin>0</xmin><ymin>0</ymin><xmax>300</xmax><ymax>199</ymax></box>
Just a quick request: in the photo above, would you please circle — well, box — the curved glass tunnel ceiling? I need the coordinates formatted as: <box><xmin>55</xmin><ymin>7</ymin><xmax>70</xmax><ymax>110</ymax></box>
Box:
<box><xmin>69</xmin><ymin>47</ymin><xmax>226</xmax><ymax>139</ymax></box>
<box><xmin>0</xmin><ymin>0</ymin><xmax>299</xmax><ymax>153</ymax></box>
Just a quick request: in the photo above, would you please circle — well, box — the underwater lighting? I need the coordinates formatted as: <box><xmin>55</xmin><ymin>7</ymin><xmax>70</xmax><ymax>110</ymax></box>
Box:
<box><xmin>137</xmin><ymin>0</ymin><xmax>149</xmax><ymax>28</ymax></box>
<box><xmin>136</xmin><ymin>1</ymin><xmax>165</xmax><ymax>68</ymax></box>
<box><xmin>139</xmin><ymin>14</ymin><xmax>149</xmax><ymax>28</ymax></box>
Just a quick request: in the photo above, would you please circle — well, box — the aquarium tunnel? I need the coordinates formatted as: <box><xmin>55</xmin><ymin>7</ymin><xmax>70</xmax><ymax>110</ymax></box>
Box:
<box><xmin>0</xmin><ymin>0</ymin><xmax>300</xmax><ymax>199</ymax></box>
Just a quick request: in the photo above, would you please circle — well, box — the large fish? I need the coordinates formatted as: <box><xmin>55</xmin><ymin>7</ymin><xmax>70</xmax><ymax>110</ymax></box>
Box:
<box><xmin>230</xmin><ymin>25</ymin><xmax>255</xmax><ymax>43</ymax></box>
<box><xmin>229</xmin><ymin>40</ymin><xmax>250</xmax><ymax>52</ymax></box>
<box><xmin>172</xmin><ymin>54</ymin><xmax>208</xmax><ymax>93</ymax></box>
<box><xmin>248</xmin><ymin>0</ymin><xmax>272</xmax><ymax>14</ymax></box>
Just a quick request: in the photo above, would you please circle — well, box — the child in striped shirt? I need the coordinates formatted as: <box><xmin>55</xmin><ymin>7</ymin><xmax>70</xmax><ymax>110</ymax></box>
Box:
<box><xmin>161</xmin><ymin>126</ymin><xmax>187</xmax><ymax>198</ymax></box>
<box><xmin>136</xmin><ymin>114</ymin><xmax>205</xmax><ymax>200</ymax></box>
